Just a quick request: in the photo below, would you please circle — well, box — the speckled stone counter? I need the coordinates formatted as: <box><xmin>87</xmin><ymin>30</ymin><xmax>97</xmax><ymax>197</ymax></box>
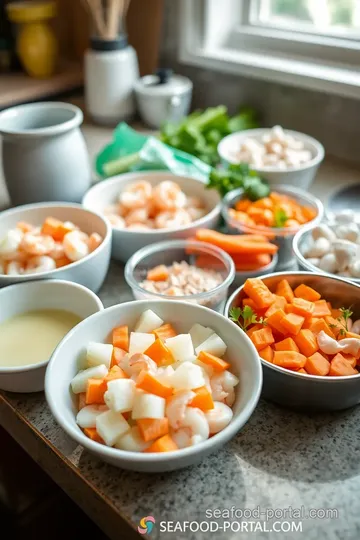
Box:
<box><xmin>1</xmin><ymin>261</ymin><xmax>360</xmax><ymax>540</ymax></box>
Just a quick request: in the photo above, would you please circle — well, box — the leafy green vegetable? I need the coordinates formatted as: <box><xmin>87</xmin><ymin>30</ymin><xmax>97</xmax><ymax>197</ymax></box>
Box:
<box><xmin>229</xmin><ymin>306</ymin><xmax>267</xmax><ymax>332</ymax></box>
<box><xmin>273</xmin><ymin>208</ymin><xmax>288</xmax><ymax>228</ymax></box>
<box><xmin>208</xmin><ymin>162</ymin><xmax>270</xmax><ymax>200</ymax></box>
<box><xmin>329</xmin><ymin>306</ymin><xmax>353</xmax><ymax>336</ymax></box>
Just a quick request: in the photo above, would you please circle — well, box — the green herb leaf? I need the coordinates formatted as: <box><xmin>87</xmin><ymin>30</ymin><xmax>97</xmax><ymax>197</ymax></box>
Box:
<box><xmin>229</xmin><ymin>305</ymin><xmax>267</xmax><ymax>332</ymax></box>
<box><xmin>338</xmin><ymin>306</ymin><xmax>353</xmax><ymax>332</ymax></box>
<box><xmin>274</xmin><ymin>208</ymin><xmax>288</xmax><ymax>228</ymax></box>
<box><xmin>229</xmin><ymin>307</ymin><xmax>242</xmax><ymax>323</ymax></box>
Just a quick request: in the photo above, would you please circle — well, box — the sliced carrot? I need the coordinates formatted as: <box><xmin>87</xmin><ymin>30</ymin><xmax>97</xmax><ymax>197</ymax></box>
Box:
<box><xmin>329</xmin><ymin>353</ymin><xmax>358</xmax><ymax>376</ymax></box>
<box><xmin>144</xmin><ymin>338</ymin><xmax>174</xmax><ymax>366</ymax></box>
<box><xmin>259</xmin><ymin>345</ymin><xmax>274</xmax><ymax>363</ymax></box>
<box><xmin>313</xmin><ymin>300</ymin><xmax>331</xmax><ymax>318</ymax></box>
<box><xmin>342</xmin><ymin>353</ymin><xmax>357</xmax><ymax>368</ymax></box>
<box><xmin>146</xmin><ymin>264</ymin><xmax>169</xmax><ymax>282</ymax></box>
<box><xmin>252</xmin><ymin>197</ymin><xmax>273</xmax><ymax>210</ymax></box>
<box><xmin>281</xmin><ymin>313</ymin><xmax>304</xmax><ymax>335</ymax></box>
<box><xmin>55</xmin><ymin>255</ymin><xmax>72</xmax><ymax>268</ymax></box>
<box><xmin>251</xmin><ymin>326</ymin><xmax>275</xmax><ymax>351</ymax></box>
<box><xmin>265</xmin><ymin>296</ymin><xmax>286</xmax><ymax>317</ymax></box>
<box><xmin>294</xmin><ymin>329</ymin><xmax>318</xmax><ymax>357</ymax></box>
<box><xmin>136</xmin><ymin>370</ymin><xmax>173</xmax><ymax>398</ymax></box>
<box><xmin>104</xmin><ymin>365</ymin><xmax>127</xmax><ymax>385</ymax></box>
<box><xmin>302</xmin><ymin>317</ymin><xmax>314</xmax><ymax>329</ymax></box>
<box><xmin>324</xmin><ymin>316</ymin><xmax>344</xmax><ymax>338</ymax></box>
<box><xmin>243</xmin><ymin>298</ymin><xmax>258</xmax><ymax>311</ymax></box>
<box><xmin>197</xmin><ymin>350</ymin><xmax>230</xmax><ymax>371</ymax></box>
<box><xmin>235</xmin><ymin>199</ymin><xmax>251</xmax><ymax>212</ymax></box>
<box><xmin>137</xmin><ymin>418</ymin><xmax>169</xmax><ymax>442</ymax></box>
<box><xmin>195</xmin><ymin>230</ymin><xmax>278</xmax><ymax>255</ymax></box>
<box><xmin>152</xmin><ymin>323</ymin><xmax>177</xmax><ymax>341</ymax></box>
<box><xmin>297</xmin><ymin>368</ymin><xmax>307</xmax><ymax>374</ymax></box>
<box><xmin>294</xmin><ymin>284</ymin><xmax>321</xmax><ymax>302</ymax></box>
<box><xmin>144</xmin><ymin>434</ymin><xmax>178</xmax><ymax>452</ymax></box>
<box><xmin>244</xmin><ymin>278</ymin><xmax>274</xmax><ymax>309</ymax></box>
<box><xmin>246</xmin><ymin>323</ymin><xmax>264</xmax><ymax>338</ymax></box>
<box><xmin>85</xmin><ymin>378</ymin><xmax>106</xmax><ymax>405</ymax></box>
<box><xmin>275</xmin><ymin>279</ymin><xmax>294</xmax><ymax>303</ymax></box>
<box><xmin>41</xmin><ymin>217</ymin><xmax>73</xmax><ymax>241</ymax></box>
<box><xmin>16</xmin><ymin>221</ymin><xmax>33</xmax><ymax>233</ymax></box>
<box><xmin>273</xmin><ymin>351</ymin><xmax>307</xmax><ymax>370</ymax></box>
<box><xmin>84</xmin><ymin>428</ymin><xmax>105</xmax><ymax>444</ymax></box>
<box><xmin>111</xmin><ymin>347</ymin><xmax>127</xmax><ymax>368</ymax></box>
<box><xmin>112</xmin><ymin>325</ymin><xmax>129</xmax><ymax>351</ymax></box>
<box><xmin>342</xmin><ymin>331</ymin><xmax>360</xmax><ymax>340</ymax></box>
<box><xmin>309</xmin><ymin>318</ymin><xmax>336</xmax><ymax>339</ymax></box>
<box><xmin>275</xmin><ymin>337</ymin><xmax>299</xmax><ymax>353</ymax></box>
<box><xmin>291</xmin><ymin>297</ymin><xmax>315</xmax><ymax>319</ymax></box>
<box><xmin>78</xmin><ymin>392</ymin><xmax>87</xmax><ymax>410</ymax></box>
<box><xmin>189</xmin><ymin>386</ymin><xmax>214</xmax><ymax>411</ymax></box>
<box><xmin>331</xmin><ymin>308</ymin><xmax>342</xmax><ymax>319</ymax></box>
<box><xmin>232</xmin><ymin>256</ymin><xmax>272</xmax><ymax>271</ymax></box>
<box><xmin>266</xmin><ymin>309</ymin><xmax>286</xmax><ymax>334</ymax></box>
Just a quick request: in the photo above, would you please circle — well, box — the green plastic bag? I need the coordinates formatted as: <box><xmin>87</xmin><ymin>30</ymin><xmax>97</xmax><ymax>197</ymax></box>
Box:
<box><xmin>95</xmin><ymin>123</ymin><xmax>211</xmax><ymax>182</ymax></box>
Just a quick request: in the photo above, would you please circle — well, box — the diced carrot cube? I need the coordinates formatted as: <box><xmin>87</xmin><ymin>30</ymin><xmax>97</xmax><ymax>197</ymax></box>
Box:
<box><xmin>84</xmin><ymin>427</ymin><xmax>105</xmax><ymax>444</ymax></box>
<box><xmin>104</xmin><ymin>365</ymin><xmax>127</xmax><ymax>384</ymax></box>
<box><xmin>281</xmin><ymin>313</ymin><xmax>304</xmax><ymax>335</ymax></box>
<box><xmin>243</xmin><ymin>278</ymin><xmax>274</xmax><ymax>309</ymax></box>
<box><xmin>329</xmin><ymin>353</ymin><xmax>358</xmax><ymax>376</ymax></box>
<box><xmin>342</xmin><ymin>353</ymin><xmax>357</xmax><ymax>368</ymax></box>
<box><xmin>294</xmin><ymin>284</ymin><xmax>321</xmax><ymax>302</ymax></box>
<box><xmin>297</xmin><ymin>368</ymin><xmax>307</xmax><ymax>374</ymax></box>
<box><xmin>273</xmin><ymin>351</ymin><xmax>307</xmax><ymax>370</ymax></box>
<box><xmin>294</xmin><ymin>329</ymin><xmax>318</xmax><ymax>357</ymax></box>
<box><xmin>144</xmin><ymin>338</ymin><xmax>174</xmax><ymax>366</ymax></box>
<box><xmin>136</xmin><ymin>371</ymin><xmax>173</xmax><ymax>398</ymax></box>
<box><xmin>291</xmin><ymin>297</ymin><xmax>315</xmax><ymax>319</ymax></box>
<box><xmin>275</xmin><ymin>279</ymin><xmax>294</xmax><ymax>303</ymax></box>
<box><xmin>265</xmin><ymin>296</ymin><xmax>286</xmax><ymax>317</ymax></box>
<box><xmin>246</xmin><ymin>324</ymin><xmax>264</xmax><ymax>338</ymax></box>
<box><xmin>275</xmin><ymin>337</ymin><xmax>299</xmax><ymax>353</ymax></box>
<box><xmin>309</xmin><ymin>318</ymin><xmax>335</xmax><ymax>339</ymax></box>
<box><xmin>144</xmin><ymin>434</ymin><xmax>178</xmax><ymax>452</ymax></box>
<box><xmin>313</xmin><ymin>300</ymin><xmax>331</xmax><ymax>318</ymax></box>
<box><xmin>152</xmin><ymin>323</ymin><xmax>177</xmax><ymax>341</ymax></box>
<box><xmin>331</xmin><ymin>308</ymin><xmax>342</xmax><ymax>319</ymax></box>
<box><xmin>251</xmin><ymin>326</ymin><xmax>275</xmax><ymax>351</ymax></box>
<box><xmin>146</xmin><ymin>264</ymin><xmax>169</xmax><ymax>282</ymax></box>
<box><xmin>302</xmin><ymin>317</ymin><xmax>314</xmax><ymax>329</ymax></box>
<box><xmin>137</xmin><ymin>418</ymin><xmax>169</xmax><ymax>442</ymax></box>
<box><xmin>112</xmin><ymin>325</ymin><xmax>129</xmax><ymax>351</ymax></box>
<box><xmin>305</xmin><ymin>352</ymin><xmax>330</xmax><ymax>376</ymax></box>
<box><xmin>324</xmin><ymin>316</ymin><xmax>344</xmax><ymax>338</ymax></box>
<box><xmin>197</xmin><ymin>351</ymin><xmax>230</xmax><ymax>371</ymax></box>
<box><xmin>111</xmin><ymin>347</ymin><xmax>127</xmax><ymax>368</ymax></box>
<box><xmin>259</xmin><ymin>345</ymin><xmax>274</xmax><ymax>363</ymax></box>
<box><xmin>266</xmin><ymin>309</ymin><xmax>286</xmax><ymax>334</ymax></box>
<box><xmin>189</xmin><ymin>386</ymin><xmax>214</xmax><ymax>411</ymax></box>
<box><xmin>85</xmin><ymin>378</ymin><xmax>106</xmax><ymax>405</ymax></box>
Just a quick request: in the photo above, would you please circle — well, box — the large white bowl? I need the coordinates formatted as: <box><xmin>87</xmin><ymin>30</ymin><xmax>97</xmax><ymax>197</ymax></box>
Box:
<box><xmin>82</xmin><ymin>171</ymin><xmax>221</xmax><ymax>262</ymax></box>
<box><xmin>218</xmin><ymin>128</ymin><xmax>325</xmax><ymax>190</ymax></box>
<box><xmin>0</xmin><ymin>203</ymin><xmax>112</xmax><ymax>292</ymax></box>
<box><xmin>0</xmin><ymin>280</ymin><xmax>104</xmax><ymax>392</ymax></box>
<box><xmin>45</xmin><ymin>300</ymin><xmax>262</xmax><ymax>472</ymax></box>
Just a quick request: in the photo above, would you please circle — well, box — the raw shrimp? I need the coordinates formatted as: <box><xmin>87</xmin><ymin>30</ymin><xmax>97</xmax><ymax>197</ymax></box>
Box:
<box><xmin>187</xmin><ymin>207</ymin><xmax>207</xmax><ymax>221</ymax></box>
<box><xmin>107</xmin><ymin>214</ymin><xmax>126</xmax><ymax>228</ymax></box>
<box><xmin>25</xmin><ymin>256</ymin><xmax>56</xmax><ymax>274</ymax></box>
<box><xmin>166</xmin><ymin>390</ymin><xmax>195</xmax><ymax>429</ymax></box>
<box><xmin>126</xmin><ymin>223</ymin><xmax>152</xmax><ymax>231</ymax></box>
<box><xmin>152</xmin><ymin>181</ymin><xmax>187</xmax><ymax>211</ymax></box>
<box><xmin>16</xmin><ymin>221</ymin><xmax>34</xmax><ymax>233</ymax></box>
<box><xmin>125</xmin><ymin>208</ymin><xmax>149</xmax><ymax>226</ymax></box>
<box><xmin>0</xmin><ymin>229</ymin><xmax>23</xmax><ymax>256</ymax></box>
<box><xmin>205</xmin><ymin>402</ymin><xmax>233</xmax><ymax>434</ymax></box>
<box><xmin>88</xmin><ymin>233</ymin><xmax>102</xmax><ymax>253</ymax></box>
<box><xmin>63</xmin><ymin>231</ymin><xmax>89</xmax><ymax>262</ymax></box>
<box><xmin>170</xmin><ymin>407</ymin><xmax>210</xmax><ymax>448</ymax></box>
<box><xmin>155</xmin><ymin>209</ymin><xmax>191</xmax><ymax>230</ymax></box>
<box><xmin>49</xmin><ymin>242</ymin><xmax>65</xmax><ymax>260</ymax></box>
<box><xmin>186</xmin><ymin>196</ymin><xmax>204</xmax><ymax>209</ymax></box>
<box><xmin>317</xmin><ymin>330</ymin><xmax>360</xmax><ymax>357</ymax></box>
<box><xmin>119</xmin><ymin>181</ymin><xmax>152</xmax><ymax>209</ymax></box>
<box><xmin>21</xmin><ymin>233</ymin><xmax>55</xmax><ymax>256</ymax></box>
<box><xmin>127</xmin><ymin>353</ymin><xmax>157</xmax><ymax>379</ymax></box>
<box><xmin>6</xmin><ymin>261</ymin><xmax>24</xmax><ymax>275</ymax></box>
<box><xmin>210</xmin><ymin>371</ymin><xmax>239</xmax><ymax>407</ymax></box>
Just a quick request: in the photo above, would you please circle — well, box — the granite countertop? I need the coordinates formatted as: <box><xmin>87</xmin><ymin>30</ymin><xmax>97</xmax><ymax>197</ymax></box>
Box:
<box><xmin>1</xmin><ymin>118</ymin><xmax>360</xmax><ymax>540</ymax></box>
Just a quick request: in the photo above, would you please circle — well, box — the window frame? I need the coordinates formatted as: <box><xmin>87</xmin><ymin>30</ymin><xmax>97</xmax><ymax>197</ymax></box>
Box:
<box><xmin>178</xmin><ymin>0</ymin><xmax>360</xmax><ymax>100</ymax></box>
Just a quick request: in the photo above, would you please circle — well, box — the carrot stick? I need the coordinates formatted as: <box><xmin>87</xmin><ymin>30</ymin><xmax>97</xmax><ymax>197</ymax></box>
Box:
<box><xmin>195</xmin><ymin>229</ymin><xmax>278</xmax><ymax>255</ymax></box>
<box><xmin>136</xmin><ymin>371</ymin><xmax>173</xmax><ymax>398</ymax></box>
<box><xmin>137</xmin><ymin>418</ymin><xmax>169</xmax><ymax>442</ymax></box>
<box><xmin>112</xmin><ymin>325</ymin><xmax>129</xmax><ymax>351</ymax></box>
<box><xmin>197</xmin><ymin>351</ymin><xmax>230</xmax><ymax>371</ymax></box>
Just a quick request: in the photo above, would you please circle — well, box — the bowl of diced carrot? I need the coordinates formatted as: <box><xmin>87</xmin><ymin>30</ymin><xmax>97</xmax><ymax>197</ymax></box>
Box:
<box><xmin>225</xmin><ymin>272</ymin><xmax>360</xmax><ymax>410</ymax></box>
<box><xmin>45</xmin><ymin>299</ymin><xmax>262</xmax><ymax>472</ymax></box>
<box><xmin>222</xmin><ymin>186</ymin><xmax>323</xmax><ymax>272</ymax></box>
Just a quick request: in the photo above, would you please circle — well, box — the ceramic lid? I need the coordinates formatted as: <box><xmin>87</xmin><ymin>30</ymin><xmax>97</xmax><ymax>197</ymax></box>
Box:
<box><xmin>134</xmin><ymin>71</ymin><xmax>193</xmax><ymax>96</ymax></box>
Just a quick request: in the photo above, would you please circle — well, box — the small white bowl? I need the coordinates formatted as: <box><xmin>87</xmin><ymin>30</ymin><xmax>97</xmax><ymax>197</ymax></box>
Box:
<box><xmin>0</xmin><ymin>280</ymin><xmax>104</xmax><ymax>393</ymax></box>
<box><xmin>45</xmin><ymin>300</ymin><xmax>262</xmax><ymax>472</ymax></box>
<box><xmin>82</xmin><ymin>171</ymin><xmax>221</xmax><ymax>263</ymax></box>
<box><xmin>218</xmin><ymin>128</ymin><xmax>325</xmax><ymax>190</ymax></box>
<box><xmin>0</xmin><ymin>203</ymin><xmax>112</xmax><ymax>292</ymax></box>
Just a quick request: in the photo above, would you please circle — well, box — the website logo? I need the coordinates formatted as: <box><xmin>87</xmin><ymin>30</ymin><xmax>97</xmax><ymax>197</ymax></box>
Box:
<box><xmin>138</xmin><ymin>516</ymin><xmax>156</xmax><ymax>535</ymax></box>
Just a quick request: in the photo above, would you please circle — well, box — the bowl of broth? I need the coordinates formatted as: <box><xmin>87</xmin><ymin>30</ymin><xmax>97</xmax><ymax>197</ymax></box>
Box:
<box><xmin>0</xmin><ymin>280</ymin><xmax>104</xmax><ymax>392</ymax></box>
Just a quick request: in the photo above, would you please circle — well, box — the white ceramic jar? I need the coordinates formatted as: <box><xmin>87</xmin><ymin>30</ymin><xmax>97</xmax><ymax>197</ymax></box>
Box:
<box><xmin>0</xmin><ymin>102</ymin><xmax>91</xmax><ymax>205</ymax></box>
<box><xmin>85</xmin><ymin>36</ymin><xmax>139</xmax><ymax>125</ymax></box>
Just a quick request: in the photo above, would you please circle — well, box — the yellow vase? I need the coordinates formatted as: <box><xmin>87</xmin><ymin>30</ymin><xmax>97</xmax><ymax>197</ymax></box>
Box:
<box><xmin>6</xmin><ymin>1</ymin><xmax>58</xmax><ymax>78</ymax></box>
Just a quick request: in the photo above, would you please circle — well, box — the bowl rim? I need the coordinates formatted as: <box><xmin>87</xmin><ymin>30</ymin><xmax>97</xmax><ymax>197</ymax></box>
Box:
<box><xmin>222</xmin><ymin>185</ymin><xmax>324</xmax><ymax>235</ymax></box>
<box><xmin>45</xmin><ymin>299</ymin><xmax>263</xmax><ymax>463</ymax></box>
<box><xmin>224</xmin><ymin>270</ymin><xmax>360</xmax><ymax>382</ymax></box>
<box><xmin>0</xmin><ymin>279</ymin><xmax>104</xmax><ymax>374</ymax></box>
<box><xmin>82</xmin><ymin>171</ymin><xmax>222</xmax><ymax>235</ymax></box>
<box><xmin>124</xmin><ymin>239</ymin><xmax>235</xmax><ymax>301</ymax></box>
<box><xmin>217</xmin><ymin>127</ymin><xmax>325</xmax><ymax>172</ymax></box>
<box><xmin>0</xmin><ymin>202</ymin><xmax>112</xmax><ymax>282</ymax></box>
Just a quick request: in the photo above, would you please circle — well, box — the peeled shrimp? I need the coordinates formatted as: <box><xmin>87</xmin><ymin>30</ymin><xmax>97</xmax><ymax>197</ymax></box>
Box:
<box><xmin>0</xmin><ymin>229</ymin><xmax>23</xmax><ymax>256</ymax></box>
<box><xmin>119</xmin><ymin>181</ymin><xmax>152</xmax><ymax>209</ymax></box>
<box><xmin>205</xmin><ymin>402</ymin><xmax>233</xmax><ymax>434</ymax></box>
<box><xmin>49</xmin><ymin>242</ymin><xmax>65</xmax><ymax>260</ymax></box>
<box><xmin>153</xmin><ymin>181</ymin><xmax>187</xmax><ymax>211</ymax></box>
<box><xmin>317</xmin><ymin>330</ymin><xmax>360</xmax><ymax>357</ymax></box>
<box><xmin>63</xmin><ymin>231</ymin><xmax>89</xmax><ymax>262</ymax></box>
<box><xmin>107</xmin><ymin>214</ymin><xmax>126</xmax><ymax>228</ymax></box>
<box><xmin>88</xmin><ymin>233</ymin><xmax>103</xmax><ymax>253</ymax></box>
<box><xmin>125</xmin><ymin>208</ymin><xmax>149</xmax><ymax>226</ymax></box>
<box><xmin>21</xmin><ymin>233</ymin><xmax>55</xmax><ymax>256</ymax></box>
<box><xmin>155</xmin><ymin>209</ymin><xmax>191</xmax><ymax>229</ymax></box>
<box><xmin>25</xmin><ymin>256</ymin><xmax>56</xmax><ymax>274</ymax></box>
<box><xmin>210</xmin><ymin>371</ymin><xmax>239</xmax><ymax>407</ymax></box>
<box><xmin>186</xmin><ymin>196</ymin><xmax>203</xmax><ymax>209</ymax></box>
<box><xmin>188</xmin><ymin>207</ymin><xmax>207</xmax><ymax>221</ymax></box>
<box><xmin>6</xmin><ymin>261</ymin><xmax>24</xmax><ymax>276</ymax></box>
<box><xmin>166</xmin><ymin>390</ymin><xmax>195</xmax><ymax>429</ymax></box>
<box><xmin>170</xmin><ymin>407</ymin><xmax>209</xmax><ymax>448</ymax></box>
<box><xmin>127</xmin><ymin>353</ymin><xmax>157</xmax><ymax>379</ymax></box>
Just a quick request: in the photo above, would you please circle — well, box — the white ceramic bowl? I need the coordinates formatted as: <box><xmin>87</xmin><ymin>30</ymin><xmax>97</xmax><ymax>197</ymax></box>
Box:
<box><xmin>82</xmin><ymin>171</ymin><xmax>221</xmax><ymax>263</ymax></box>
<box><xmin>218</xmin><ymin>128</ymin><xmax>325</xmax><ymax>190</ymax></box>
<box><xmin>45</xmin><ymin>300</ymin><xmax>262</xmax><ymax>472</ymax></box>
<box><xmin>0</xmin><ymin>203</ymin><xmax>112</xmax><ymax>292</ymax></box>
<box><xmin>0</xmin><ymin>280</ymin><xmax>103</xmax><ymax>393</ymax></box>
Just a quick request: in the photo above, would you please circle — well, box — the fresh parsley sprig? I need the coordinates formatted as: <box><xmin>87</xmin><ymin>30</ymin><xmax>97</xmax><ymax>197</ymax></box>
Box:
<box><xmin>229</xmin><ymin>306</ymin><xmax>267</xmax><ymax>332</ymax></box>
<box><xmin>329</xmin><ymin>306</ymin><xmax>353</xmax><ymax>337</ymax></box>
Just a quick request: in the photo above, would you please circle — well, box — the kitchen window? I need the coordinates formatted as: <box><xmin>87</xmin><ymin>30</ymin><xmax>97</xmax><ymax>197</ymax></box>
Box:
<box><xmin>179</xmin><ymin>0</ymin><xmax>360</xmax><ymax>99</ymax></box>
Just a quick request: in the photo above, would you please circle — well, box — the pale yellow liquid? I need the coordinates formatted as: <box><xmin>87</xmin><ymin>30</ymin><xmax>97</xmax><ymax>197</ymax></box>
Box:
<box><xmin>0</xmin><ymin>309</ymin><xmax>82</xmax><ymax>367</ymax></box>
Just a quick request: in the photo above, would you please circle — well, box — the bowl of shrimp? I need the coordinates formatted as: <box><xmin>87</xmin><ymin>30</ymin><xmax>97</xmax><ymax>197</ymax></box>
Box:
<box><xmin>82</xmin><ymin>171</ymin><xmax>222</xmax><ymax>263</ymax></box>
<box><xmin>0</xmin><ymin>202</ymin><xmax>112</xmax><ymax>292</ymax></box>
<box><xmin>45</xmin><ymin>299</ymin><xmax>262</xmax><ymax>472</ymax></box>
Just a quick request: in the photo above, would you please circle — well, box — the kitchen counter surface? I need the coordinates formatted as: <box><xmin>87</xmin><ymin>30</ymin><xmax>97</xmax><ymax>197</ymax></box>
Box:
<box><xmin>1</xmin><ymin>118</ymin><xmax>360</xmax><ymax>540</ymax></box>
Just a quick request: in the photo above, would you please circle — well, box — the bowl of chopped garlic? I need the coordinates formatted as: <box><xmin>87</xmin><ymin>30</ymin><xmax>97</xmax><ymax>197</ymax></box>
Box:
<box><xmin>218</xmin><ymin>126</ymin><xmax>325</xmax><ymax>190</ymax></box>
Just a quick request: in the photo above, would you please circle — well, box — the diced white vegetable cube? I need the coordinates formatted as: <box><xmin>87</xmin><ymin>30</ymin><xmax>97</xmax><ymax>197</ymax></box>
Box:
<box><xmin>189</xmin><ymin>324</ymin><xmax>214</xmax><ymax>348</ymax></box>
<box><xmin>195</xmin><ymin>333</ymin><xmax>227</xmax><ymax>357</ymax></box>
<box><xmin>165</xmin><ymin>334</ymin><xmax>194</xmax><ymax>362</ymax></box>
<box><xmin>71</xmin><ymin>364</ymin><xmax>108</xmax><ymax>394</ymax></box>
<box><xmin>134</xmin><ymin>309</ymin><xmax>164</xmax><ymax>333</ymax></box>
<box><xmin>171</xmin><ymin>362</ymin><xmax>205</xmax><ymax>390</ymax></box>
<box><xmin>96</xmin><ymin>410</ymin><xmax>130</xmax><ymax>446</ymax></box>
<box><xmin>114</xmin><ymin>426</ymin><xmax>151</xmax><ymax>452</ymax></box>
<box><xmin>104</xmin><ymin>379</ymin><xmax>136</xmax><ymax>413</ymax></box>
<box><xmin>129</xmin><ymin>332</ymin><xmax>155</xmax><ymax>355</ymax></box>
<box><xmin>87</xmin><ymin>342</ymin><xmax>113</xmax><ymax>368</ymax></box>
<box><xmin>132</xmin><ymin>392</ymin><xmax>166</xmax><ymax>419</ymax></box>
<box><xmin>76</xmin><ymin>404</ymin><xmax>108</xmax><ymax>428</ymax></box>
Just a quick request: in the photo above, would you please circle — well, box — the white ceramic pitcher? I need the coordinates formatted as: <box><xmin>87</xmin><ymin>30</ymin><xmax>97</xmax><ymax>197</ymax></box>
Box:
<box><xmin>0</xmin><ymin>102</ymin><xmax>91</xmax><ymax>205</ymax></box>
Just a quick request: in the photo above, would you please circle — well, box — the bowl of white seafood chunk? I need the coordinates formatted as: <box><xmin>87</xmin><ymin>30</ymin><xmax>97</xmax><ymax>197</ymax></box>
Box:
<box><xmin>45</xmin><ymin>300</ymin><xmax>262</xmax><ymax>472</ymax></box>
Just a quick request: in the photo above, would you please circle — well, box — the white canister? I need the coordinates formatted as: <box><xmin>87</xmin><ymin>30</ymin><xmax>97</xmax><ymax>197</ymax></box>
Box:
<box><xmin>134</xmin><ymin>71</ymin><xmax>193</xmax><ymax>129</ymax></box>
<box><xmin>85</xmin><ymin>36</ymin><xmax>139</xmax><ymax>126</ymax></box>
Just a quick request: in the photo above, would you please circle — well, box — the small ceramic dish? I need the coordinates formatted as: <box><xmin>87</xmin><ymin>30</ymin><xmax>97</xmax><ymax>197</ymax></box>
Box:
<box><xmin>0</xmin><ymin>280</ymin><xmax>103</xmax><ymax>393</ymax></box>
